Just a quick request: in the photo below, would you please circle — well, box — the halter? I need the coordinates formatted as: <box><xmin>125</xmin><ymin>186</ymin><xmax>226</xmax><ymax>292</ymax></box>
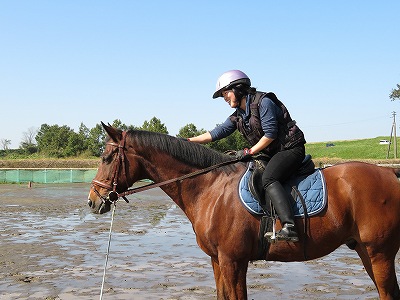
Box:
<box><xmin>91</xmin><ymin>130</ymin><xmax>240</xmax><ymax>205</ymax></box>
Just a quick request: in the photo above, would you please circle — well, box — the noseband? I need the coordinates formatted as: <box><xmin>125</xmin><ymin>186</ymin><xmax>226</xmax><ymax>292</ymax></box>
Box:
<box><xmin>91</xmin><ymin>131</ymin><xmax>130</xmax><ymax>205</ymax></box>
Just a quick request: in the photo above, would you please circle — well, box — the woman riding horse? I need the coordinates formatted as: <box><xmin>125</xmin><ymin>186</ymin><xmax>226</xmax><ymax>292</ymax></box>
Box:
<box><xmin>189</xmin><ymin>70</ymin><xmax>306</xmax><ymax>241</ymax></box>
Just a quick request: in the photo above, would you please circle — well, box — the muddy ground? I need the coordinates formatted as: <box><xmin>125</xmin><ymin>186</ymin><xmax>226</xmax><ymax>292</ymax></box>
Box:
<box><xmin>0</xmin><ymin>183</ymin><xmax>398</xmax><ymax>299</ymax></box>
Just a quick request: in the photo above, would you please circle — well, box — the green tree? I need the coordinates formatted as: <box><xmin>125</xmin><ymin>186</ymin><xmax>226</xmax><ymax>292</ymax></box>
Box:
<box><xmin>65</xmin><ymin>131</ymin><xmax>86</xmax><ymax>156</ymax></box>
<box><xmin>208</xmin><ymin>130</ymin><xmax>249</xmax><ymax>152</ymax></box>
<box><xmin>20</xmin><ymin>141</ymin><xmax>37</xmax><ymax>154</ymax></box>
<box><xmin>177</xmin><ymin>123</ymin><xmax>206</xmax><ymax>138</ymax></box>
<box><xmin>36</xmin><ymin>124</ymin><xmax>76</xmax><ymax>157</ymax></box>
<box><xmin>78</xmin><ymin>123</ymin><xmax>89</xmax><ymax>139</ymax></box>
<box><xmin>127</xmin><ymin>124</ymin><xmax>140</xmax><ymax>131</ymax></box>
<box><xmin>110</xmin><ymin>119</ymin><xmax>139</xmax><ymax>131</ymax></box>
<box><xmin>390</xmin><ymin>83</ymin><xmax>400</xmax><ymax>101</ymax></box>
<box><xmin>111</xmin><ymin>119</ymin><xmax>129</xmax><ymax>130</ymax></box>
<box><xmin>77</xmin><ymin>122</ymin><xmax>90</xmax><ymax>150</ymax></box>
<box><xmin>141</xmin><ymin>117</ymin><xmax>168</xmax><ymax>134</ymax></box>
<box><xmin>87</xmin><ymin>123</ymin><xmax>106</xmax><ymax>157</ymax></box>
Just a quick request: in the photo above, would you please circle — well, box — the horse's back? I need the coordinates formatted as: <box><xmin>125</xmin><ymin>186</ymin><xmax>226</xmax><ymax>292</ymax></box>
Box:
<box><xmin>323</xmin><ymin>161</ymin><xmax>400</xmax><ymax>243</ymax></box>
<box><xmin>323</xmin><ymin>161</ymin><xmax>400</xmax><ymax>201</ymax></box>
<box><xmin>323</xmin><ymin>161</ymin><xmax>400</xmax><ymax>190</ymax></box>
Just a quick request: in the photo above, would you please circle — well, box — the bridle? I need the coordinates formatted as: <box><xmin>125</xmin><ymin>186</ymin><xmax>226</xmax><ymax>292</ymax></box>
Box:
<box><xmin>91</xmin><ymin>130</ymin><xmax>240</xmax><ymax>206</ymax></box>
<box><xmin>91</xmin><ymin>131</ymin><xmax>130</xmax><ymax>206</ymax></box>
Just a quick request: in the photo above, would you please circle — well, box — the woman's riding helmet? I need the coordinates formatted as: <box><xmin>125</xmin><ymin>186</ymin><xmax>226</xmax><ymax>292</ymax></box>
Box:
<box><xmin>212</xmin><ymin>70</ymin><xmax>251</xmax><ymax>99</ymax></box>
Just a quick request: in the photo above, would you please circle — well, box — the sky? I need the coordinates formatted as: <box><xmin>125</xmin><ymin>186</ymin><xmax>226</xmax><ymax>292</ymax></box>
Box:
<box><xmin>1</xmin><ymin>1</ymin><xmax>400</xmax><ymax>149</ymax></box>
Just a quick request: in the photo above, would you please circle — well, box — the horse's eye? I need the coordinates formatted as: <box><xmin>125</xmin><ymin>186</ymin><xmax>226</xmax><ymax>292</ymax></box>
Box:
<box><xmin>101</xmin><ymin>154</ymin><xmax>111</xmax><ymax>164</ymax></box>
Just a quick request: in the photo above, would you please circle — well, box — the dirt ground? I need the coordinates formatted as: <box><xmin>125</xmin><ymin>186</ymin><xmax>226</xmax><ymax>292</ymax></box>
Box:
<box><xmin>0</xmin><ymin>183</ymin><xmax>398</xmax><ymax>300</ymax></box>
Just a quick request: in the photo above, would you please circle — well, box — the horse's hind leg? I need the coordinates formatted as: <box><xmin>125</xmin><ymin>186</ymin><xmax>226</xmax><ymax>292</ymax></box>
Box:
<box><xmin>370</xmin><ymin>254</ymin><xmax>399</xmax><ymax>300</ymax></box>
<box><xmin>356</xmin><ymin>244</ymin><xmax>400</xmax><ymax>300</ymax></box>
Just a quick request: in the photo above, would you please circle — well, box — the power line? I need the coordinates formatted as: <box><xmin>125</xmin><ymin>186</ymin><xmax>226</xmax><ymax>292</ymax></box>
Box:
<box><xmin>303</xmin><ymin>115</ymin><xmax>389</xmax><ymax>128</ymax></box>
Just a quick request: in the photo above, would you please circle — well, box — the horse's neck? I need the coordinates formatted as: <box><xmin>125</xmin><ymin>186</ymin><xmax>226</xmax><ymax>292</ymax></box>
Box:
<box><xmin>139</xmin><ymin>153</ymin><xmax>217</xmax><ymax>217</ymax></box>
<box><xmin>131</xmin><ymin>142</ymin><xmax>242</xmax><ymax>222</ymax></box>
<box><xmin>141</xmin><ymin>154</ymin><xmax>195</xmax><ymax>183</ymax></box>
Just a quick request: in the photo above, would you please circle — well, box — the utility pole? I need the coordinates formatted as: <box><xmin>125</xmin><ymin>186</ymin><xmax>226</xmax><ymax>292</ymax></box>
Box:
<box><xmin>387</xmin><ymin>111</ymin><xmax>397</xmax><ymax>159</ymax></box>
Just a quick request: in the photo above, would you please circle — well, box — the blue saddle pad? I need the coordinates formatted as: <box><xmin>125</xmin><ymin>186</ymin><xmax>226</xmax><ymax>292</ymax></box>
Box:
<box><xmin>238</xmin><ymin>164</ymin><xmax>327</xmax><ymax>217</ymax></box>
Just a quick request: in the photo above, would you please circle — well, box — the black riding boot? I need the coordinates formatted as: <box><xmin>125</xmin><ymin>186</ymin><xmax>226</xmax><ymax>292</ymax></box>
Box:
<box><xmin>264</xmin><ymin>181</ymin><xmax>299</xmax><ymax>242</ymax></box>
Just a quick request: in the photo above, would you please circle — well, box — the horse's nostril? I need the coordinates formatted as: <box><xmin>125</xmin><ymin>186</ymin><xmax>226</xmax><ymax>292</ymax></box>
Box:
<box><xmin>87</xmin><ymin>200</ymin><xmax>93</xmax><ymax>207</ymax></box>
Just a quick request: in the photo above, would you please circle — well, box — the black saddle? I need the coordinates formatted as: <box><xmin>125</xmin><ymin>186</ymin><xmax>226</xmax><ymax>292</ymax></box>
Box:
<box><xmin>249</xmin><ymin>154</ymin><xmax>315</xmax><ymax>205</ymax></box>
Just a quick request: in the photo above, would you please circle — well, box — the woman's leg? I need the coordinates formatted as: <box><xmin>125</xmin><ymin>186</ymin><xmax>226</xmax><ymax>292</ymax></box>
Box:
<box><xmin>262</xmin><ymin>146</ymin><xmax>305</xmax><ymax>241</ymax></box>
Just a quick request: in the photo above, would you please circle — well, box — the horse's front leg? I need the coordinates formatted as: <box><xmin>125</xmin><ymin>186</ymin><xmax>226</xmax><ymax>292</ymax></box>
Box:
<box><xmin>211</xmin><ymin>255</ymin><xmax>249</xmax><ymax>300</ymax></box>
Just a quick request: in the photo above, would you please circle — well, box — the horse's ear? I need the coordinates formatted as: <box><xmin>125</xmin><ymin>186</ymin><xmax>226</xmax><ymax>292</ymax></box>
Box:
<box><xmin>101</xmin><ymin>121</ymin><xmax>122</xmax><ymax>143</ymax></box>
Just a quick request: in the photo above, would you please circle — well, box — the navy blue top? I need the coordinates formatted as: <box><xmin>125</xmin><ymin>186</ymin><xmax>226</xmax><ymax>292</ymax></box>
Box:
<box><xmin>210</xmin><ymin>95</ymin><xmax>283</xmax><ymax>141</ymax></box>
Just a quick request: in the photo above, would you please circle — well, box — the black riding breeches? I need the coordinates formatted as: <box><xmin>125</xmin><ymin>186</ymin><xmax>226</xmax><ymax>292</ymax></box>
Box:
<box><xmin>262</xmin><ymin>145</ymin><xmax>305</xmax><ymax>188</ymax></box>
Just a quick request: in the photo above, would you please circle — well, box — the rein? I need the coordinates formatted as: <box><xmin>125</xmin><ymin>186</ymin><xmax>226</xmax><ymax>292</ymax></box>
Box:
<box><xmin>118</xmin><ymin>158</ymin><xmax>239</xmax><ymax>197</ymax></box>
<box><xmin>91</xmin><ymin>131</ymin><xmax>240</xmax><ymax>205</ymax></box>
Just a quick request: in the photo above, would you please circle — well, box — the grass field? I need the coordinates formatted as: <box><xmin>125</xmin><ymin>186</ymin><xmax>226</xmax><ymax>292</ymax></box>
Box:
<box><xmin>305</xmin><ymin>136</ymin><xmax>396</xmax><ymax>159</ymax></box>
<box><xmin>305</xmin><ymin>136</ymin><xmax>400</xmax><ymax>165</ymax></box>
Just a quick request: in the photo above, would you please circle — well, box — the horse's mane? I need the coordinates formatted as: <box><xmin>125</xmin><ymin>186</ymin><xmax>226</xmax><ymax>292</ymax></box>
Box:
<box><xmin>126</xmin><ymin>130</ymin><xmax>235</xmax><ymax>169</ymax></box>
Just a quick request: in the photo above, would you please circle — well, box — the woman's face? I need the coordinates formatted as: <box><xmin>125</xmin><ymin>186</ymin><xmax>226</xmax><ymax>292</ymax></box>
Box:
<box><xmin>222</xmin><ymin>90</ymin><xmax>239</xmax><ymax>108</ymax></box>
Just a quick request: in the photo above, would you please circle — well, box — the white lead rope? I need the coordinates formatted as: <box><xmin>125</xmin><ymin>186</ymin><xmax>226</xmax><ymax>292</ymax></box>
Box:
<box><xmin>99</xmin><ymin>202</ymin><xmax>117</xmax><ymax>300</ymax></box>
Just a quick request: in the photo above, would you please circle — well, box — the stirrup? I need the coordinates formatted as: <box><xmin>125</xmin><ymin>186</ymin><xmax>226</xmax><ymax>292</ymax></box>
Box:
<box><xmin>276</xmin><ymin>224</ymin><xmax>299</xmax><ymax>242</ymax></box>
<box><xmin>276</xmin><ymin>233</ymin><xmax>299</xmax><ymax>242</ymax></box>
<box><xmin>265</xmin><ymin>224</ymin><xmax>299</xmax><ymax>242</ymax></box>
<box><xmin>264</xmin><ymin>217</ymin><xmax>277</xmax><ymax>243</ymax></box>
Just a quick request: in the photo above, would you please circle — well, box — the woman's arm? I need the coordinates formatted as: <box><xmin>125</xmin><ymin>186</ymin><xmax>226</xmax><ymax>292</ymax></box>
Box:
<box><xmin>248</xmin><ymin>136</ymin><xmax>274</xmax><ymax>154</ymax></box>
<box><xmin>188</xmin><ymin>131</ymin><xmax>212</xmax><ymax>144</ymax></box>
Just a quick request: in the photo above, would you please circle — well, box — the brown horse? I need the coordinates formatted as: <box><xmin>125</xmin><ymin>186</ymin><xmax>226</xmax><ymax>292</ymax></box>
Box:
<box><xmin>88</xmin><ymin>123</ymin><xmax>400</xmax><ymax>300</ymax></box>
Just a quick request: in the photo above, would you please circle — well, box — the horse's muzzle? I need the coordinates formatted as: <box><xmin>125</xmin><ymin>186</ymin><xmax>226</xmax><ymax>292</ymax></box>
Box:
<box><xmin>87</xmin><ymin>191</ymin><xmax>111</xmax><ymax>214</ymax></box>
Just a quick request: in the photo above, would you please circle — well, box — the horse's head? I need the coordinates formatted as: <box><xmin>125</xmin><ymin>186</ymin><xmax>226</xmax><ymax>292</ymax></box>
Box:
<box><xmin>88</xmin><ymin>122</ymin><xmax>136</xmax><ymax>214</ymax></box>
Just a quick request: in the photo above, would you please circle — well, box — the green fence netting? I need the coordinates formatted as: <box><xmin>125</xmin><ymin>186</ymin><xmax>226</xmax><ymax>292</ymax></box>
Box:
<box><xmin>0</xmin><ymin>168</ymin><xmax>98</xmax><ymax>183</ymax></box>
